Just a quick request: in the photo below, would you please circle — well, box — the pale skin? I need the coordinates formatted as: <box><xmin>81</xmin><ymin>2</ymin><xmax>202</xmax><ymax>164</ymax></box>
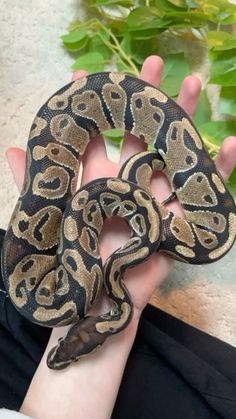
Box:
<box><xmin>4</xmin><ymin>55</ymin><xmax>236</xmax><ymax>419</ymax></box>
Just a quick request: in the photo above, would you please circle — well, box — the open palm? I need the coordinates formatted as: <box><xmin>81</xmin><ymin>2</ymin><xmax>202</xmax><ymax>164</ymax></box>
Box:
<box><xmin>6</xmin><ymin>55</ymin><xmax>236</xmax><ymax>323</ymax></box>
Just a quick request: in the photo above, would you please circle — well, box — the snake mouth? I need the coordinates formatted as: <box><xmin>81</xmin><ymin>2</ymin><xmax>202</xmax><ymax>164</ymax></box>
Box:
<box><xmin>47</xmin><ymin>343</ymin><xmax>73</xmax><ymax>370</ymax></box>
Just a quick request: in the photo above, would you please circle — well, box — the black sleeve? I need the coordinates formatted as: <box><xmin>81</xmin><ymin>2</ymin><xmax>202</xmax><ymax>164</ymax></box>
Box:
<box><xmin>0</xmin><ymin>229</ymin><xmax>50</xmax><ymax>410</ymax></box>
<box><xmin>1</xmin><ymin>228</ymin><xmax>236</xmax><ymax>418</ymax></box>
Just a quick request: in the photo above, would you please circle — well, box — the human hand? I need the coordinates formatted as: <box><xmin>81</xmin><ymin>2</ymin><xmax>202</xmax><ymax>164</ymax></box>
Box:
<box><xmin>14</xmin><ymin>56</ymin><xmax>236</xmax><ymax>419</ymax></box>
<box><xmin>6</xmin><ymin>56</ymin><xmax>236</xmax><ymax>324</ymax></box>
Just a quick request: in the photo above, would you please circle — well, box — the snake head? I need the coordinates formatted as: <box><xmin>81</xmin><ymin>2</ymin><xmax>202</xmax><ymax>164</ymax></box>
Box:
<box><xmin>46</xmin><ymin>316</ymin><xmax>109</xmax><ymax>370</ymax></box>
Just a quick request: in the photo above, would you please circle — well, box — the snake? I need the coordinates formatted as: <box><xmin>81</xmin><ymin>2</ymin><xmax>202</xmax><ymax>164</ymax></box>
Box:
<box><xmin>1</xmin><ymin>72</ymin><xmax>236</xmax><ymax>370</ymax></box>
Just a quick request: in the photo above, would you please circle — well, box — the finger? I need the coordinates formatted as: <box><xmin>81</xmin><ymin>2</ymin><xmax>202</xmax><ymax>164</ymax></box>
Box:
<box><xmin>120</xmin><ymin>56</ymin><xmax>164</xmax><ymax>165</ymax></box>
<box><xmin>177</xmin><ymin>75</ymin><xmax>201</xmax><ymax>117</ymax></box>
<box><xmin>5</xmin><ymin>147</ymin><xmax>26</xmax><ymax>191</ymax></box>
<box><xmin>72</xmin><ymin>70</ymin><xmax>87</xmax><ymax>81</ymax></box>
<box><xmin>215</xmin><ymin>136</ymin><xmax>236</xmax><ymax>180</ymax></box>
<box><xmin>81</xmin><ymin>134</ymin><xmax>108</xmax><ymax>176</ymax></box>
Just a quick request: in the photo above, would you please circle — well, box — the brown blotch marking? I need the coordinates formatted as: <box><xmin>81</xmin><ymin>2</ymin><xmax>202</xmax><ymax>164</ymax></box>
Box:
<box><xmin>170</xmin><ymin>216</ymin><xmax>195</xmax><ymax>247</ymax></box>
<box><xmin>160</xmin><ymin>119</ymin><xmax>198</xmax><ymax>181</ymax></box>
<box><xmin>83</xmin><ymin>200</ymin><xmax>103</xmax><ymax>233</ymax></box>
<box><xmin>182</xmin><ymin>118</ymin><xmax>203</xmax><ymax>149</ymax></box>
<box><xmin>134</xmin><ymin>189</ymin><xmax>161</xmax><ymax>244</ymax></box>
<box><xmin>160</xmin><ymin>249</ymin><xmax>188</xmax><ymax>263</ymax></box>
<box><xmin>175</xmin><ymin>245</ymin><xmax>195</xmax><ymax>258</ymax></box>
<box><xmin>109</xmin><ymin>73</ymin><xmax>126</xmax><ymax>84</ymax></box>
<box><xmin>209</xmin><ymin>212</ymin><xmax>236</xmax><ymax>260</ymax></box>
<box><xmin>62</xmin><ymin>249</ymin><xmax>103</xmax><ymax>313</ymax></box>
<box><xmin>33</xmin><ymin>301</ymin><xmax>78</xmax><ymax>326</ymax></box>
<box><xmin>50</xmin><ymin>113</ymin><xmax>90</xmax><ymax>154</ymax></box>
<box><xmin>130</xmin><ymin>87</ymin><xmax>165</xmax><ymax>145</ymax></box>
<box><xmin>177</xmin><ymin>172</ymin><xmax>217</xmax><ymax>207</ymax></box>
<box><xmin>152</xmin><ymin>158</ymin><xmax>165</xmax><ymax>172</ymax></box>
<box><xmin>55</xmin><ymin>266</ymin><xmax>69</xmax><ymax>296</ymax></box>
<box><xmin>101</xmin><ymin>192</ymin><xmax>136</xmax><ymax>218</ymax></box>
<box><xmin>33</xmin><ymin>143</ymin><xmax>77</xmax><ymax>171</ymax></box>
<box><xmin>193</xmin><ymin>225</ymin><xmax>218</xmax><ymax>250</ymax></box>
<box><xmin>12</xmin><ymin>206</ymin><xmax>62</xmax><ymax>250</ymax></box>
<box><xmin>102</xmin><ymin>80</ymin><xmax>127</xmax><ymax>129</ymax></box>
<box><xmin>64</xmin><ymin>216</ymin><xmax>78</xmax><ymax>242</ymax></box>
<box><xmin>79</xmin><ymin>227</ymin><xmax>99</xmax><ymax>258</ymax></box>
<box><xmin>158</xmin><ymin>204</ymin><xmax>170</xmax><ymax>220</ymax></box>
<box><xmin>116</xmin><ymin>237</ymin><xmax>142</xmax><ymax>254</ymax></box>
<box><xmin>33</xmin><ymin>166</ymin><xmax>70</xmax><ymax>199</ymax></box>
<box><xmin>107</xmin><ymin>178</ymin><xmax>131</xmax><ymax>194</ymax></box>
<box><xmin>95</xmin><ymin>302</ymin><xmax>131</xmax><ymax>334</ymax></box>
<box><xmin>29</xmin><ymin>116</ymin><xmax>47</xmax><ymax>140</ymax></box>
<box><xmin>72</xmin><ymin>189</ymin><xmax>89</xmax><ymax>211</ymax></box>
<box><xmin>35</xmin><ymin>270</ymin><xmax>57</xmax><ymax>306</ymax></box>
<box><xmin>108</xmin><ymin>247</ymin><xmax>149</xmax><ymax>300</ymax></box>
<box><xmin>130</xmin><ymin>214</ymin><xmax>146</xmax><ymax>236</ymax></box>
<box><xmin>118</xmin><ymin>153</ymin><xmax>141</xmax><ymax>181</ymax></box>
<box><xmin>47</xmin><ymin>77</ymin><xmax>87</xmax><ymax>111</ymax></box>
<box><xmin>185</xmin><ymin>210</ymin><xmax>226</xmax><ymax>233</ymax></box>
<box><xmin>71</xmin><ymin>90</ymin><xmax>111</xmax><ymax>133</ymax></box>
<box><xmin>8</xmin><ymin>254</ymin><xmax>56</xmax><ymax>308</ymax></box>
<box><xmin>135</xmin><ymin>163</ymin><xmax>153</xmax><ymax>194</ymax></box>
<box><xmin>211</xmin><ymin>173</ymin><xmax>226</xmax><ymax>194</ymax></box>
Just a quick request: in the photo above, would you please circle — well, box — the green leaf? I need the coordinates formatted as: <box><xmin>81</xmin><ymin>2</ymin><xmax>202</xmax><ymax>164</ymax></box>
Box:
<box><xmin>126</xmin><ymin>27</ymin><xmax>165</xmax><ymax>40</ymax></box>
<box><xmin>167</xmin><ymin>0</ymin><xmax>188</xmax><ymax>8</ymax></box>
<box><xmin>88</xmin><ymin>31</ymin><xmax>112</xmax><ymax>60</ymax></box>
<box><xmin>127</xmin><ymin>7</ymin><xmax>161</xmax><ymax>29</ymax></box>
<box><xmin>95</xmin><ymin>0</ymin><xmax>133</xmax><ymax>5</ymax></box>
<box><xmin>61</xmin><ymin>30</ymin><xmax>88</xmax><ymax>52</ymax></box>
<box><xmin>71</xmin><ymin>52</ymin><xmax>105</xmax><ymax>72</ymax></box>
<box><xmin>120</xmin><ymin>35</ymin><xmax>159</xmax><ymax>65</ymax></box>
<box><xmin>104</xmin><ymin>128</ymin><xmax>124</xmax><ymax>143</ymax></box>
<box><xmin>160</xmin><ymin>53</ymin><xmax>190</xmax><ymax>96</ymax></box>
<box><xmin>185</xmin><ymin>0</ymin><xmax>199</xmax><ymax>8</ymax></box>
<box><xmin>193</xmin><ymin>90</ymin><xmax>211</xmax><ymax>127</ymax></box>
<box><xmin>199</xmin><ymin>120</ymin><xmax>236</xmax><ymax>148</ymax></box>
<box><xmin>202</xmin><ymin>0</ymin><xmax>236</xmax><ymax>25</ymax></box>
<box><xmin>207</xmin><ymin>31</ymin><xmax>236</xmax><ymax>51</ymax></box>
<box><xmin>209</xmin><ymin>49</ymin><xmax>236</xmax><ymax>86</ymax></box>
<box><xmin>166</xmin><ymin>11</ymin><xmax>208</xmax><ymax>27</ymax></box>
<box><xmin>219</xmin><ymin>86</ymin><xmax>236</xmax><ymax>115</ymax></box>
<box><xmin>61</xmin><ymin>30</ymin><xmax>87</xmax><ymax>44</ymax></box>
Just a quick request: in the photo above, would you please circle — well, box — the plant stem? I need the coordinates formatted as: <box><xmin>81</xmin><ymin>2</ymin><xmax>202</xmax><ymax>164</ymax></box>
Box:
<box><xmin>93</xmin><ymin>21</ymin><xmax>139</xmax><ymax>76</ymax></box>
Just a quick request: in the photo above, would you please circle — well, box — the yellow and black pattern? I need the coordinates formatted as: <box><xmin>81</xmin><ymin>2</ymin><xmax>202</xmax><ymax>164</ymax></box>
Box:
<box><xmin>1</xmin><ymin>72</ymin><xmax>236</xmax><ymax>370</ymax></box>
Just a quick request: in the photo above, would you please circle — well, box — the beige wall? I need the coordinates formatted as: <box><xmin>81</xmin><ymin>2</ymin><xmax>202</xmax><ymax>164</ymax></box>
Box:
<box><xmin>1</xmin><ymin>1</ymin><xmax>235</xmax><ymax>345</ymax></box>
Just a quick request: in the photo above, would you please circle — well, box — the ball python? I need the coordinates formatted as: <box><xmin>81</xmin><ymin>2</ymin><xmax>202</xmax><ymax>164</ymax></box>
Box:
<box><xmin>1</xmin><ymin>72</ymin><xmax>236</xmax><ymax>370</ymax></box>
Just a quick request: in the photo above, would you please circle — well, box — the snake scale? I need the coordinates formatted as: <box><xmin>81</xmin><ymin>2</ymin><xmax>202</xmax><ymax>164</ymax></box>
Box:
<box><xmin>1</xmin><ymin>72</ymin><xmax>236</xmax><ymax>370</ymax></box>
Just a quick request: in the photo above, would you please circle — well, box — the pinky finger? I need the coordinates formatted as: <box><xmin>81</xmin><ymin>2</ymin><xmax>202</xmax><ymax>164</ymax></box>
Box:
<box><xmin>215</xmin><ymin>136</ymin><xmax>236</xmax><ymax>181</ymax></box>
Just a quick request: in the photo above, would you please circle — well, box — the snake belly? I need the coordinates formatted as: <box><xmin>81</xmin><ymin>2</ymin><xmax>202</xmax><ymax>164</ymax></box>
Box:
<box><xmin>1</xmin><ymin>71</ymin><xmax>236</xmax><ymax>369</ymax></box>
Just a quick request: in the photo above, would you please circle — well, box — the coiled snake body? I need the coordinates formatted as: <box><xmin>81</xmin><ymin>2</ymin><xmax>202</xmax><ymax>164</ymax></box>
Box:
<box><xmin>1</xmin><ymin>72</ymin><xmax>236</xmax><ymax>369</ymax></box>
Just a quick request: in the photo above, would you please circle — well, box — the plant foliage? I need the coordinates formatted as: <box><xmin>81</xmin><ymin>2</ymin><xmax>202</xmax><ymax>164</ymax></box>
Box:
<box><xmin>61</xmin><ymin>0</ymin><xmax>236</xmax><ymax>194</ymax></box>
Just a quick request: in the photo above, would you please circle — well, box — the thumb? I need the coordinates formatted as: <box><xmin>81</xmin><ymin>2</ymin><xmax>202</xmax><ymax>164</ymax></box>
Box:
<box><xmin>5</xmin><ymin>147</ymin><xmax>26</xmax><ymax>192</ymax></box>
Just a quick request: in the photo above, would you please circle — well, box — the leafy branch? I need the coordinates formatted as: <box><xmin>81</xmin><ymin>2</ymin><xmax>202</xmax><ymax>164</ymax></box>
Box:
<box><xmin>60</xmin><ymin>0</ymin><xmax>236</xmax><ymax>195</ymax></box>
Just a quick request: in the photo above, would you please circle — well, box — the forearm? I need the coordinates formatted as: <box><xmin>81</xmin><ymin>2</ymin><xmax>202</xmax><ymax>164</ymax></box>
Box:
<box><xmin>20</xmin><ymin>311</ymin><xmax>140</xmax><ymax>419</ymax></box>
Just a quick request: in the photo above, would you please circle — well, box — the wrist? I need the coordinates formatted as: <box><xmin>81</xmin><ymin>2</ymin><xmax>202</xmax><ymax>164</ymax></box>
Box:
<box><xmin>20</xmin><ymin>306</ymin><xmax>140</xmax><ymax>419</ymax></box>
